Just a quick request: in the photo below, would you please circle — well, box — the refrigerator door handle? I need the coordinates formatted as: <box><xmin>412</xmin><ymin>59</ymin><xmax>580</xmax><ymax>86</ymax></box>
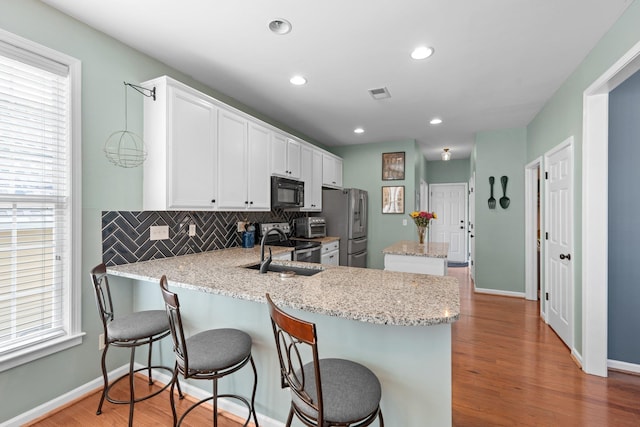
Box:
<box><xmin>360</xmin><ymin>193</ymin><xmax>367</xmax><ymax>232</ymax></box>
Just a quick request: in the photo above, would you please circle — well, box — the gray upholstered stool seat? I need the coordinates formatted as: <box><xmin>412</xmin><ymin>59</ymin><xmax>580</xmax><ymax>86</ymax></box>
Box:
<box><xmin>293</xmin><ymin>358</ymin><xmax>382</xmax><ymax>423</ymax></box>
<box><xmin>180</xmin><ymin>328</ymin><xmax>252</xmax><ymax>373</ymax></box>
<box><xmin>107</xmin><ymin>310</ymin><xmax>169</xmax><ymax>341</ymax></box>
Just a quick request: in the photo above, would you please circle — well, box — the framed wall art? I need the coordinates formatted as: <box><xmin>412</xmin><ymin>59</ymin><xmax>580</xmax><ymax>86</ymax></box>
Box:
<box><xmin>382</xmin><ymin>151</ymin><xmax>405</xmax><ymax>180</ymax></box>
<box><xmin>382</xmin><ymin>186</ymin><xmax>404</xmax><ymax>214</ymax></box>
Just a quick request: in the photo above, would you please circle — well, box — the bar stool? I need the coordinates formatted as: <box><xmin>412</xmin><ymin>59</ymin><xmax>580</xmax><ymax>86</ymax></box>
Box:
<box><xmin>266</xmin><ymin>293</ymin><xmax>384</xmax><ymax>427</ymax></box>
<box><xmin>90</xmin><ymin>263</ymin><xmax>181</xmax><ymax>427</ymax></box>
<box><xmin>159</xmin><ymin>275</ymin><xmax>259</xmax><ymax>427</ymax></box>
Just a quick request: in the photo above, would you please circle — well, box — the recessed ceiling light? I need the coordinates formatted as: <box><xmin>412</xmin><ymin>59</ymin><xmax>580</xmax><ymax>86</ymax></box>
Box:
<box><xmin>290</xmin><ymin>75</ymin><xmax>307</xmax><ymax>86</ymax></box>
<box><xmin>430</xmin><ymin>118</ymin><xmax>443</xmax><ymax>125</ymax></box>
<box><xmin>354</xmin><ymin>127</ymin><xmax>364</xmax><ymax>134</ymax></box>
<box><xmin>269</xmin><ymin>19</ymin><xmax>292</xmax><ymax>35</ymax></box>
<box><xmin>411</xmin><ymin>46</ymin><xmax>435</xmax><ymax>60</ymax></box>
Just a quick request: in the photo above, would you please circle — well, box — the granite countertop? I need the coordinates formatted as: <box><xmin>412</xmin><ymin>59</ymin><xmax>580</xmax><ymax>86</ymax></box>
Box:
<box><xmin>107</xmin><ymin>246</ymin><xmax>459</xmax><ymax>327</ymax></box>
<box><xmin>382</xmin><ymin>241</ymin><xmax>449</xmax><ymax>258</ymax></box>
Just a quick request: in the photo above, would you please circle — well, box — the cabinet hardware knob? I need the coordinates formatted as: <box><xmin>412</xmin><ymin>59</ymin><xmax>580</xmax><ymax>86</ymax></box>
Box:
<box><xmin>244</xmin><ymin>201</ymin><xmax>248</xmax><ymax>204</ymax></box>
<box><xmin>211</xmin><ymin>199</ymin><xmax>216</xmax><ymax>203</ymax></box>
<box><xmin>250</xmin><ymin>201</ymin><xmax>253</xmax><ymax>205</ymax></box>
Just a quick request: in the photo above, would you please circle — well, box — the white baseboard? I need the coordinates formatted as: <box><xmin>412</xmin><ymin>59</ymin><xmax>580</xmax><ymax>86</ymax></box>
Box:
<box><xmin>474</xmin><ymin>287</ymin><xmax>525</xmax><ymax>298</ymax></box>
<box><xmin>2</xmin><ymin>363</ymin><xmax>282</xmax><ymax>427</ymax></box>
<box><xmin>608</xmin><ymin>359</ymin><xmax>640</xmax><ymax>375</ymax></box>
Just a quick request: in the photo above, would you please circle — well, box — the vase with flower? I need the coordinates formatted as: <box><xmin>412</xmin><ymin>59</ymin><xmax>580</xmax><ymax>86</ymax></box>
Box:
<box><xmin>409</xmin><ymin>211</ymin><xmax>437</xmax><ymax>244</ymax></box>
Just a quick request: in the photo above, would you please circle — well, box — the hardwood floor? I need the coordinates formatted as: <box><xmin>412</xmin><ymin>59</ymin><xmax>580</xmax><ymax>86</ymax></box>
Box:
<box><xmin>450</xmin><ymin>267</ymin><xmax>640</xmax><ymax>426</ymax></box>
<box><xmin>26</xmin><ymin>267</ymin><xmax>640</xmax><ymax>426</ymax></box>
<box><xmin>26</xmin><ymin>375</ymin><xmax>251</xmax><ymax>427</ymax></box>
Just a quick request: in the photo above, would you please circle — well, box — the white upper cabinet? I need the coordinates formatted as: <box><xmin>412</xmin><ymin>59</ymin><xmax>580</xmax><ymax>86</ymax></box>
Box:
<box><xmin>143</xmin><ymin>76</ymin><xmax>342</xmax><ymax>211</ymax></box>
<box><xmin>300</xmin><ymin>145</ymin><xmax>322</xmax><ymax>211</ymax></box>
<box><xmin>246</xmin><ymin>121</ymin><xmax>271</xmax><ymax>209</ymax></box>
<box><xmin>143</xmin><ymin>77</ymin><xmax>218</xmax><ymax>210</ymax></box>
<box><xmin>271</xmin><ymin>133</ymin><xmax>301</xmax><ymax>179</ymax></box>
<box><xmin>322</xmin><ymin>153</ymin><xmax>343</xmax><ymax>188</ymax></box>
<box><xmin>217</xmin><ymin>110</ymin><xmax>271</xmax><ymax>211</ymax></box>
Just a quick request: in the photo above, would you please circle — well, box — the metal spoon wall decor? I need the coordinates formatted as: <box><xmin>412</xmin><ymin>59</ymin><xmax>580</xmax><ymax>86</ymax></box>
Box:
<box><xmin>488</xmin><ymin>176</ymin><xmax>496</xmax><ymax>209</ymax></box>
<box><xmin>499</xmin><ymin>175</ymin><xmax>510</xmax><ymax>209</ymax></box>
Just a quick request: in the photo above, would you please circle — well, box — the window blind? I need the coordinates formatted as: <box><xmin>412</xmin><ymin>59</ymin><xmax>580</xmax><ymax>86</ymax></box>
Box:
<box><xmin>0</xmin><ymin>43</ymin><xmax>70</xmax><ymax>355</ymax></box>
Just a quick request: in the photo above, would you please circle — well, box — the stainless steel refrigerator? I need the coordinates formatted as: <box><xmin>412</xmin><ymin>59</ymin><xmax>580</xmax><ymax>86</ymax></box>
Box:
<box><xmin>322</xmin><ymin>188</ymin><xmax>368</xmax><ymax>267</ymax></box>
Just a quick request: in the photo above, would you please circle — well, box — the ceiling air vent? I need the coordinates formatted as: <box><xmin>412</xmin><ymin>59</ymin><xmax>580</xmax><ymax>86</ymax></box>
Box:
<box><xmin>368</xmin><ymin>87</ymin><xmax>391</xmax><ymax>100</ymax></box>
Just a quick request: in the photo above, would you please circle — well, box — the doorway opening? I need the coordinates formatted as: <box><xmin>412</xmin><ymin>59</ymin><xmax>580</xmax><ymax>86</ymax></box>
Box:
<box><xmin>525</xmin><ymin>158</ymin><xmax>542</xmax><ymax>306</ymax></box>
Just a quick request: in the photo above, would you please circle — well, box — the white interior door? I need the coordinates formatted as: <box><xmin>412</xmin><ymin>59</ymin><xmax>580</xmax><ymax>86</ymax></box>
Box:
<box><xmin>544</xmin><ymin>138</ymin><xmax>574</xmax><ymax>348</ymax></box>
<box><xmin>468</xmin><ymin>174</ymin><xmax>476</xmax><ymax>280</ymax></box>
<box><xmin>429</xmin><ymin>183</ymin><xmax>468</xmax><ymax>263</ymax></box>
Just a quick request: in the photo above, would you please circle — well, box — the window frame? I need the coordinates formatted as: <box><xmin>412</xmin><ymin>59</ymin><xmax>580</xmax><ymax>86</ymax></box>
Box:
<box><xmin>0</xmin><ymin>28</ymin><xmax>83</xmax><ymax>372</ymax></box>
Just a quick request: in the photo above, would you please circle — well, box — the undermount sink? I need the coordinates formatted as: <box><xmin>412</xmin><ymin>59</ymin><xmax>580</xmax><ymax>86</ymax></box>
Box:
<box><xmin>244</xmin><ymin>263</ymin><xmax>324</xmax><ymax>277</ymax></box>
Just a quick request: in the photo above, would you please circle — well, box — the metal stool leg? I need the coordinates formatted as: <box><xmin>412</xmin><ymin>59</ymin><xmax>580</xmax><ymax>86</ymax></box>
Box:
<box><xmin>249</xmin><ymin>355</ymin><xmax>259</xmax><ymax>427</ymax></box>
<box><xmin>96</xmin><ymin>343</ymin><xmax>109</xmax><ymax>415</ymax></box>
<box><xmin>169</xmin><ymin>363</ymin><xmax>179</xmax><ymax>427</ymax></box>
<box><xmin>213</xmin><ymin>378</ymin><xmax>219</xmax><ymax>427</ymax></box>
<box><xmin>128</xmin><ymin>346</ymin><xmax>136</xmax><ymax>427</ymax></box>
<box><xmin>147</xmin><ymin>340</ymin><xmax>153</xmax><ymax>384</ymax></box>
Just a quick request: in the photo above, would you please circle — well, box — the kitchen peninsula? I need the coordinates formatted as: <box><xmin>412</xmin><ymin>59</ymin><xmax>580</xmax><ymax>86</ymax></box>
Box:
<box><xmin>107</xmin><ymin>246</ymin><xmax>459</xmax><ymax>426</ymax></box>
<box><xmin>383</xmin><ymin>241</ymin><xmax>449</xmax><ymax>276</ymax></box>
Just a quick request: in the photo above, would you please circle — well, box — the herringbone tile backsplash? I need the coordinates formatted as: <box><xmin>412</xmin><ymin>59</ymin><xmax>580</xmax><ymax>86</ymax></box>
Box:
<box><xmin>102</xmin><ymin>210</ymin><xmax>304</xmax><ymax>266</ymax></box>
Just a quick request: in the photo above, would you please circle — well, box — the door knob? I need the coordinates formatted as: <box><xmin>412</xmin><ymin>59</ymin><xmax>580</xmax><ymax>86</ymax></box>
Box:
<box><xmin>559</xmin><ymin>253</ymin><xmax>571</xmax><ymax>261</ymax></box>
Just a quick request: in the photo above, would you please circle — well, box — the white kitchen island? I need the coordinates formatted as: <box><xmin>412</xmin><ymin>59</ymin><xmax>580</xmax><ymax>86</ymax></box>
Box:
<box><xmin>107</xmin><ymin>247</ymin><xmax>459</xmax><ymax>427</ymax></box>
<box><xmin>383</xmin><ymin>241</ymin><xmax>449</xmax><ymax>276</ymax></box>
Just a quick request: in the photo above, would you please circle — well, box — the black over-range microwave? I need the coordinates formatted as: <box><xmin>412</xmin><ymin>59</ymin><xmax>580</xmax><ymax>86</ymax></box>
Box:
<box><xmin>271</xmin><ymin>176</ymin><xmax>304</xmax><ymax>208</ymax></box>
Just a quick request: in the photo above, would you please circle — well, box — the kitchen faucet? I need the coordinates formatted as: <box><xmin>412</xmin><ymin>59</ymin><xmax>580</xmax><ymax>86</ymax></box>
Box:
<box><xmin>259</xmin><ymin>228</ymin><xmax>288</xmax><ymax>273</ymax></box>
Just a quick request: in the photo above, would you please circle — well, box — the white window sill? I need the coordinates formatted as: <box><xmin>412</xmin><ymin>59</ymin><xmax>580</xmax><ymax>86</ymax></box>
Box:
<box><xmin>0</xmin><ymin>332</ymin><xmax>86</xmax><ymax>373</ymax></box>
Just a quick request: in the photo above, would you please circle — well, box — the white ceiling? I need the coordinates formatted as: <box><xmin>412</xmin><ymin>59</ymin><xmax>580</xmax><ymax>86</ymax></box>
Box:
<box><xmin>42</xmin><ymin>0</ymin><xmax>633</xmax><ymax>160</ymax></box>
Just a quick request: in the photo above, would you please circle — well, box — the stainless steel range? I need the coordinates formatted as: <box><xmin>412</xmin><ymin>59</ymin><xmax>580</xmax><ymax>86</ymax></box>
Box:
<box><xmin>258</xmin><ymin>222</ymin><xmax>321</xmax><ymax>263</ymax></box>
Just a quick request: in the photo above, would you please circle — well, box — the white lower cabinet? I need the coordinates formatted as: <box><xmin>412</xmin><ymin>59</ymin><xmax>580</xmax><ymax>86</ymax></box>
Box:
<box><xmin>321</xmin><ymin>240</ymin><xmax>340</xmax><ymax>265</ymax></box>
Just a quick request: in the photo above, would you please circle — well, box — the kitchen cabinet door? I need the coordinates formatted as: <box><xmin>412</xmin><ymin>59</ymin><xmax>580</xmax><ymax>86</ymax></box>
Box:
<box><xmin>143</xmin><ymin>77</ymin><xmax>218</xmax><ymax>210</ymax></box>
<box><xmin>217</xmin><ymin>109</ymin><xmax>248</xmax><ymax>209</ymax></box>
<box><xmin>300</xmin><ymin>145</ymin><xmax>322</xmax><ymax>211</ymax></box>
<box><xmin>271</xmin><ymin>133</ymin><xmax>301</xmax><ymax>179</ymax></box>
<box><xmin>321</xmin><ymin>241</ymin><xmax>340</xmax><ymax>265</ymax></box>
<box><xmin>247</xmin><ymin>121</ymin><xmax>271</xmax><ymax>209</ymax></box>
<box><xmin>322</xmin><ymin>154</ymin><xmax>343</xmax><ymax>188</ymax></box>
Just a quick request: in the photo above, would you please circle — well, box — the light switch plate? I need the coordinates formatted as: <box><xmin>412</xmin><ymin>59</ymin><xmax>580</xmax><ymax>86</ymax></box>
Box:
<box><xmin>188</xmin><ymin>224</ymin><xmax>196</xmax><ymax>236</ymax></box>
<box><xmin>150</xmin><ymin>225</ymin><xmax>169</xmax><ymax>240</ymax></box>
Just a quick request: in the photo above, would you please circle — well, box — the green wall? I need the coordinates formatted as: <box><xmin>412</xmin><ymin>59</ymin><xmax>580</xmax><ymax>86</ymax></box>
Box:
<box><xmin>426</xmin><ymin>159</ymin><xmax>470</xmax><ymax>184</ymax></box>
<box><xmin>0</xmin><ymin>0</ymin><xmax>321</xmax><ymax>422</ymax></box>
<box><xmin>474</xmin><ymin>128</ymin><xmax>527</xmax><ymax>293</ymax></box>
<box><xmin>332</xmin><ymin>140</ymin><xmax>424</xmax><ymax>269</ymax></box>
<box><xmin>526</xmin><ymin>0</ymin><xmax>640</xmax><ymax>355</ymax></box>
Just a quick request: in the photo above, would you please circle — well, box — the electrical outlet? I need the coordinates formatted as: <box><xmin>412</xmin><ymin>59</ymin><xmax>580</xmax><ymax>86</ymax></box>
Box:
<box><xmin>150</xmin><ymin>225</ymin><xmax>169</xmax><ymax>240</ymax></box>
<box><xmin>402</xmin><ymin>219</ymin><xmax>408</xmax><ymax>226</ymax></box>
<box><xmin>188</xmin><ymin>224</ymin><xmax>196</xmax><ymax>236</ymax></box>
<box><xmin>237</xmin><ymin>221</ymin><xmax>247</xmax><ymax>232</ymax></box>
<box><xmin>98</xmin><ymin>333</ymin><xmax>105</xmax><ymax>350</ymax></box>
